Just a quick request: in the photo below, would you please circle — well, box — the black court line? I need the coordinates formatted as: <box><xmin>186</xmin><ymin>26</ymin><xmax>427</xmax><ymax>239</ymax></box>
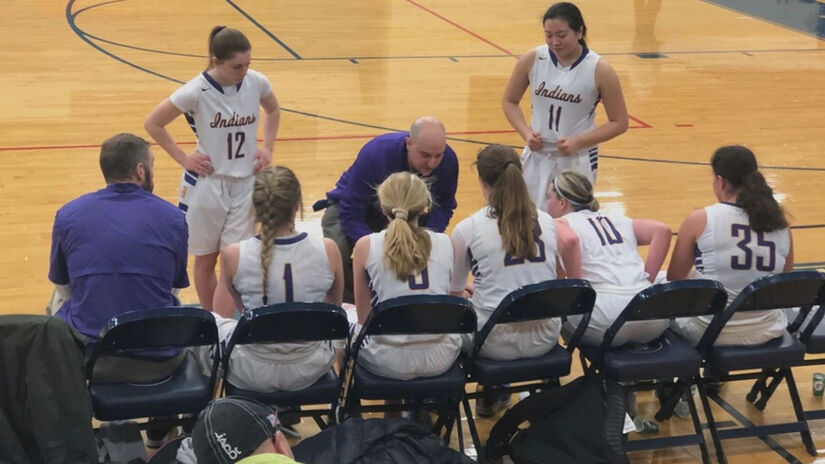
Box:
<box><xmin>223</xmin><ymin>0</ymin><xmax>302</xmax><ymax>59</ymax></box>
<box><xmin>65</xmin><ymin>1</ymin><xmax>825</xmax><ymax>175</ymax></box>
<box><xmin>709</xmin><ymin>392</ymin><xmax>802</xmax><ymax>463</ymax></box>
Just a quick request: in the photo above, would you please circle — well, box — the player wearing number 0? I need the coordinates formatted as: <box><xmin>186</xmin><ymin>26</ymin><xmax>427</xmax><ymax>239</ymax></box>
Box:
<box><xmin>209</xmin><ymin>166</ymin><xmax>344</xmax><ymax>392</ymax></box>
<box><xmin>352</xmin><ymin>172</ymin><xmax>458</xmax><ymax>380</ymax></box>
<box><xmin>502</xmin><ymin>2</ymin><xmax>628</xmax><ymax>207</ymax></box>
<box><xmin>547</xmin><ymin>170</ymin><xmax>672</xmax><ymax>347</ymax></box>
<box><xmin>144</xmin><ymin>26</ymin><xmax>280</xmax><ymax>311</ymax></box>
<box><xmin>668</xmin><ymin>146</ymin><xmax>792</xmax><ymax>346</ymax></box>
<box><xmin>450</xmin><ymin>145</ymin><xmax>582</xmax><ymax>361</ymax></box>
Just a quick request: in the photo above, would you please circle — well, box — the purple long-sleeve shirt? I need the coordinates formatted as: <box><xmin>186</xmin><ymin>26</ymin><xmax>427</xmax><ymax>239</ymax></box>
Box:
<box><xmin>326</xmin><ymin>131</ymin><xmax>458</xmax><ymax>242</ymax></box>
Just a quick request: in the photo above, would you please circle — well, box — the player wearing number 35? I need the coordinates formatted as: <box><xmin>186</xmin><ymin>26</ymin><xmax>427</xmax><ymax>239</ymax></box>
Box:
<box><xmin>450</xmin><ymin>145</ymin><xmax>582</xmax><ymax>361</ymax></box>
<box><xmin>668</xmin><ymin>146</ymin><xmax>793</xmax><ymax>346</ymax></box>
<box><xmin>547</xmin><ymin>170</ymin><xmax>672</xmax><ymax>347</ymax></box>
<box><xmin>502</xmin><ymin>2</ymin><xmax>628</xmax><ymax>207</ymax></box>
<box><xmin>144</xmin><ymin>26</ymin><xmax>281</xmax><ymax>312</ymax></box>
<box><xmin>210</xmin><ymin>166</ymin><xmax>344</xmax><ymax>392</ymax></box>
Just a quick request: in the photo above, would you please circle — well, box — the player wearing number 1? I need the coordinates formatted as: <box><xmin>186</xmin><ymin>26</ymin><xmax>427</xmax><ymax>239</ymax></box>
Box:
<box><xmin>144</xmin><ymin>26</ymin><xmax>280</xmax><ymax>311</ymax></box>
<box><xmin>546</xmin><ymin>170</ymin><xmax>672</xmax><ymax>347</ymax></box>
<box><xmin>502</xmin><ymin>2</ymin><xmax>628</xmax><ymax>207</ymax></box>
<box><xmin>210</xmin><ymin>166</ymin><xmax>344</xmax><ymax>392</ymax></box>
<box><xmin>352</xmin><ymin>172</ymin><xmax>458</xmax><ymax>380</ymax></box>
<box><xmin>668</xmin><ymin>146</ymin><xmax>792</xmax><ymax>346</ymax></box>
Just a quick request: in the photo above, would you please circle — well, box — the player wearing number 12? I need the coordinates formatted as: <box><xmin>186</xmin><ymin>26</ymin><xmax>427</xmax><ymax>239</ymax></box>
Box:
<box><xmin>668</xmin><ymin>145</ymin><xmax>792</xmax><ymax>346</ymax></box>
<box><xmin>502</xmin><ymin>2</ymin><xmax>628</xmax><ymax>207</ymax></box>
<box><xmin>144</xmin><ymin>26</ymin><xmax>281</xmax><ymax>311</ymax></box>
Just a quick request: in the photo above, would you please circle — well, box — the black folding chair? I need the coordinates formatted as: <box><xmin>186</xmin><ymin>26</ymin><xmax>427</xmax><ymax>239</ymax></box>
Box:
<box><xmin>86</xmin><ymin>307</ymin><xmax>220</xmax><ymax>431</ymax></box>
<box><xmin>342</xmin><ymin>294</ymin><xmax>476</xmax><ymax>450</ymax></box>
<box><xmin>579</xmin><ymin>280</ymin><xmax>728</xmax><ymax>464</ymax></box>
<box><xmin>696</xmin><ymin>270</ymin><xmax>825</xmax><ymax>464</ymax></box>
<box><xmin>460</xmin><ymin>279</ymin><xmax>596</xmax><ymax>461</ymax></box>
<box><xmin>221</xmin><ymin>302</ymin><xmax>350</xmax><ymax>429</ymax></box>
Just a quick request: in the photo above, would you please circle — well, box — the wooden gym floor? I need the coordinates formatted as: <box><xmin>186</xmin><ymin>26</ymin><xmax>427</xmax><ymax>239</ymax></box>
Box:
<box><xmin>0</xmin><ymin>0</ymin><xmax>823</xmax><ymax>461</ymax></box>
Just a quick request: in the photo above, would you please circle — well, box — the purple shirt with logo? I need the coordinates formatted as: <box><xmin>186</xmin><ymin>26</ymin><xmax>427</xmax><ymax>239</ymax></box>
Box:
<box><xmin>326</xmin><ymin>131</ymin><xmax>458</xmax><ymax>241</ymax></box>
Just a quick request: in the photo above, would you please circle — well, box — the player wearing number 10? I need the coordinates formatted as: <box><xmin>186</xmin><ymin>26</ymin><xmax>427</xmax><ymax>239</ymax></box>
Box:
<box><xmin>502</xmin><ymin>2</ymin><xmax>628</xmax><ymax>207</ymax></box>
<box><xmin>547</xmin><ymin>170</ymin><xmax>672</xmax><ymax>347</ymax></box>
<box><xmin>668</xmin><ymin>145</ymin><xmax>792</xmax><ymax>346</ymax></box>
<box><xmin>145</xmin><ymin>26</ymin><xmax>281</xmax><ymax>311</ymax></box>
<box><xmin>210</xmin><ymin>166</ymin><xmax>344</xmax><ymax>392</ymax></box>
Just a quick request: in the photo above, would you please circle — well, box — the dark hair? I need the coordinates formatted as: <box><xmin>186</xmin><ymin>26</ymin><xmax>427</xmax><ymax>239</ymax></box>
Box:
<box><xmin>476</xmin><ymin>145</ymin><xmax>538</xmax><ymax>260</ymax></box>
<box><xmin>711</xmin><ymin>145</ymin><xmax>788</xmax><ymax>232</ymax></box>
<box><xmin>543</xmin><ymin>2</ymin><xmax>587</xmax><ymax>47</ymax></box>
<box><xmin>207</xmin><ymin>26</ymin><xmax>251</xmax><ymax>67</ymax></box>
<box><xmin>99</xmin><ymin>133</ymin><xmax>151</xmax><ymax>183</ymax></box>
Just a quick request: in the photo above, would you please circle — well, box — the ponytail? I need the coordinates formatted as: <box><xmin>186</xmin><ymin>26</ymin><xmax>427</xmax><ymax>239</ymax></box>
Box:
<box><xmin>476</xmin><ymin>145</ymin><xmax>538</xmax><ymax>260</ymax></box>
<box><xmin>377</xmin><ymin>172</ymin><xmax>432</xmax><ymax>280</ymax></box>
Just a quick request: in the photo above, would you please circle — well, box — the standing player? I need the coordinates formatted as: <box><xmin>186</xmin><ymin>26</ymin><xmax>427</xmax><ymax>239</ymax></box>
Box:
<box><xmin>668</xmin><ymin>145</ymin><xmax>792</xmax><ymax>346</ymax></box>
<box><xmin>352</xmin><ymin>172</ymin><xmax>459</xmax><ymax>381</ymax></box>
<box><xmin>546</xmin><ymin>170</ymin><xmax>672</xmax><ymax>347</ymax></box>
<box><xmin>502</xmin><ymin>2</ymin><xmax>628</xmax><ymax>206</ymax></box>
<box><xmin>145</xmin><ymin>26</ymin><xmax>280</xmax><ymax>310</ymax></box>
<box><xmin>211</xmin><ymin>166</ymin><xmax>344</xmax><ymax>395</ymax></box>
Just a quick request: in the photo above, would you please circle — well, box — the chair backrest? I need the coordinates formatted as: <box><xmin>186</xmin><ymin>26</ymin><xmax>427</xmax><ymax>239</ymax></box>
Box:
<box><xmin>597</xmin><ymin>280</ymin><xmax>728</xmax><ymax>358</ymax></box>
<box><xmin>698</xmin><ymin>270</ymin><xmax>825</xmax><ymax>352</ymax></box>
<box><xmin>352</xmin><ymin>295</ymin><xmax>476</xmax><ymax>354</ymax></box>
<box><xmin>474</xmin><ymin>279</ymin><xmax>596</xmax><ymax>357</ymax></box>
<box><xmin>96</xmin><ymin>307</ymin><xmax>218</xmax><ymax>352</ymax></box>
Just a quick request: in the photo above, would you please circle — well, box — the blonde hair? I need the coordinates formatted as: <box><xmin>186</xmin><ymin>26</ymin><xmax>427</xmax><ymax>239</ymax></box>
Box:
<box><xmin>252</xmin><ymin>166</ymin><xmax>302</xmax><ymax>305</ymax></box>
<box><xmin>376</xmin><ymin>172</ymin><xmax>432</xmax><ymax>280</ymax></box>
<box><xmin>475</xmin><ymin>144</ymin><xmax>537</xmax><ymax>260</ymax></box>
<box><xmin>552</xmin><ymin>170</ymin><xmax>599</xmax><ymax>212</ymax></box>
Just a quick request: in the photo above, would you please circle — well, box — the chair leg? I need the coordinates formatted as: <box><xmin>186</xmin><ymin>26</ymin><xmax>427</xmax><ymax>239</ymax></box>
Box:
<box><xmin>784</xmin><ymin>368</ymin><xmax>817</xmax><ymax>456</ymax></box>
<box><xmin>746</xmin><ymin>368</ymin><xmax>783</xmax><ymax>411</ymax></box>
<box><xmin>698</xmin><ymin>383</ymin><xmax>726</xmax><ymax>464</ymax></box>
<box><xmin>455</xmin><ymin>402</ymin><xmax>465</xmax><ymax>454</ymax></box>
<box><xmin>685</xmin><ymin>383</ymin><xmax>711</xmax><ymax>464</ymax></box>
<box><xmin>462</xmin><ymin>396</ymin><xmax>484</xmax><ymax>463</ymax></box>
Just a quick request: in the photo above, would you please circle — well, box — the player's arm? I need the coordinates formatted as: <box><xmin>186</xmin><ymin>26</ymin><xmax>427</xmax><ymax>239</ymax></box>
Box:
<box><xmin>449</xmin><ymin>226</ymin><xmax>471</xmax><ymax>298</ymax></box>
<box><xmin>352</xmin><ymin>236</ymin><xmax>373</xmax><ymax>324</ymax></box>
<box><xmin>556</xmin><ymin>219</ymin><xmax>582</xmax><ymax>279</ymax></box>
<box><xmin>783</xmin><ymin>233</ymin><xmax>795</xmax><ymax>272</ymax></box>
<box><xmin>213</xmin><ymin>244</ymin><xmax>243</xmax><ymax>318</ymax></box>
<box><xmin>667</xmin><ymin>209</ymin><xmax>707</xmax><ymax>281</ymax></box>
<box><xmin>502</xmin><ymin>49</ymin><xmax>542</xmax><ymax>151</ymax></box>
<box><xmin>254</xmin><ymin>91</ymin><xmax>280</xmax><ymax>174</ymax></box>
<box><xmin>144</xmin><ymin>99</ymin><xmax>214</xmax><ymax>176</ymax></box>
<box><xmin>557</xmin><ymin>59</ymin><xmax>629</xmax><ymax>155</ymax></box>
<box><xmin>323</xmin><ymin>238</ymin><xmax>345</xmax><ymax>306</ymax></box>
<box><xmin>633</xmin><ymin>218</ymin><xmax>673</xmax><ymax>283</ymax></box>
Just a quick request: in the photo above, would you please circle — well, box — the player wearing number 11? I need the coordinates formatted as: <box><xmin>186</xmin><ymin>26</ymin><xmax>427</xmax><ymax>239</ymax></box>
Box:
<box><xmin>668</xmin><ymin>145</ymin><xmax>792</xmax><ymax>346</ymax></box>
<box><xmin>502</xmin><ymin>2</ymin><xmax>628</xmax><ymax>207</ymax></box>
<box><xmin>144</xmin><ymin>26</ymin><xmax>280</xmax><ymax>311</ymax></box>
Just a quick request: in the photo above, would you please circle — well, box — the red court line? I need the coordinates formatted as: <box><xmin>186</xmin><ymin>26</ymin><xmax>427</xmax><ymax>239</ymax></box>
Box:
<box><xmin>675</xmin><ymin>123</ymin><xmax>694</xmax><ymax>128</ymax></box>
<box><xmin>403</xmin><ymin>0</ymin><xmax>515</xmax><ymax>56</ymax></box>
<box><xmin>629</xmin><ymin>114</ymin><xmax>652</xmax><ymax>129</ymax></box>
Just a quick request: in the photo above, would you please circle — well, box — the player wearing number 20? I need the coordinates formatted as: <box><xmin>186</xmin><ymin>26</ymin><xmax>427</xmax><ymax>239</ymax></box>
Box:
<box><xmin>668</xmin><ymin>146</ymin><xmax>792</xmax><ymax>346</ymax></box>
<box><xmin>145</xmin><ymin>26</ymin><xmax>280</xmax><ymax>312</ymax></box>
<box><xmin>502</xmin><ymin>2</ymin><xmax>628</xmax><ymax>207</ymax></box>
<box><xmin>450</xmin><ymin>145</ymin><xmax>582</xmax><ymax>361</ymax></box>
<box><xmin>210</xmin><ymin>166</ymin><xmax>344</xmax><ymax>392</ymax></box>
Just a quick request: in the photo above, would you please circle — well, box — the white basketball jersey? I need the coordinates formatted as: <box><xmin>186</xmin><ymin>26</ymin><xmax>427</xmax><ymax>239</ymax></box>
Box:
<box><xmin>170</xmin><ymin>69</ymin><xmax>272</xmax><ymax>177</ymax></box>
<box><xmin>528</xmin><ymin>45</ymin><xmax>601</xmax><ymax>156</ymax></box>
<box><xmin>451</xmin><ymin>207</ymin><xmax>558</xmax><ymax>324</ymax></box>
<box><xmin>234</xmin><ymin>232</ymin><xmax>333</xmax><ymax>309</ymax></box>
<box><xmin>563</xmin><ymin>210</ymin><xmax>649</xmax><ymax>293</ymax></box>
<box><xmin>366</xmin><ymin>230</ymin><xmax>453</xmax><ymax>304</ymax></box>
<box><xmin>695</xmin><ymin>203</ymin><xmax>790</xmax><ymax>329</ymax></box>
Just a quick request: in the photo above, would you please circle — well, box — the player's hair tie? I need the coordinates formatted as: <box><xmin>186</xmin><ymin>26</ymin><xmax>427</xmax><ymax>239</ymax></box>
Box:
<box><xmin>504</xmin><ymin>160</ymin><xmax>521</xmax><ymax>170</ymax></box>
<box><xmin>392</xmin><ymin>208</ymin><xmax>409</xmax><ymax>220</ymax></box>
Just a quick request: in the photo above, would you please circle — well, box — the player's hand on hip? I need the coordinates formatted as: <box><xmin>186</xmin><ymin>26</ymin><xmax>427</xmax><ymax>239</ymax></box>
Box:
<box><xmin>526</xmin><ymin>131</ymin><xmax>543</xmax><ymax>151</ymax></box>
<box><xmin>253</xmin><ymin>147</ymin><xmax>272</xmax><ymax>174</ymax></box>
<box><xmin>557</xmin><ymin>137</ymin><xmax>579</xmax><ymax>156</ymax></box>
<box><xmin>183</xmin><ymin>151</ymin><xmax>214</xmax><ymax>176</ymax></box>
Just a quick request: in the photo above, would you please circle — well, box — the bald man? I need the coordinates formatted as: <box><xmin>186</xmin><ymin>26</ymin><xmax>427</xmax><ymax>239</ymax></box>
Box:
<box><xmin>320</xmin><ymin>117</ymin><xmax>459</xmax><ymax>302</ymax></box>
